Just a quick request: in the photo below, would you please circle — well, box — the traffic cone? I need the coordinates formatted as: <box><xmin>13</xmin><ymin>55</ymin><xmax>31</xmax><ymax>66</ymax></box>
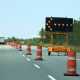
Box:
<box><xmin>15</xmin><ymin>43</ymin><xmax>18</xmax><ymax>49</ymax></box>
<box><xmin>35</xmin><ymin>45</ymin><xmax>43</xmax><ymax>60</ymax></box>
<box><xmin>13</xmin><ymin>42</ymin><xmax>16</xmax><ymax>48</ymax></box>
<box><xmin>26</xmin><ymin>45</ymin><xmax>32</xmax><ymax>55</ymax></box>
<box><xmin>18</xmin><ymin>44</ymin><xmax>22</xmax><ymax>51</ymax></box>
<box><xmin>64</xmin><ymin>49</ymin><xmax>79</xmax><ymax>76</ymax></box>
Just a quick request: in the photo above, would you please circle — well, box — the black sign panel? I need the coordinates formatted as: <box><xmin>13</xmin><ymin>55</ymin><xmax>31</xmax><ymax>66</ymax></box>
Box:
<box><xmin>45</xmin><ymin>17</ymin><xmax>73</xmax><ymax>32</ymax></box>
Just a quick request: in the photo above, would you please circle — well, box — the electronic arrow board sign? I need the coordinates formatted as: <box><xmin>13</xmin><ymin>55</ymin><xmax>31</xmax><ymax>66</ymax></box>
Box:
<box><xmin>45</xmin><ymin>17</ymin><xmax>73</xmax><ymax>32</ymax></box>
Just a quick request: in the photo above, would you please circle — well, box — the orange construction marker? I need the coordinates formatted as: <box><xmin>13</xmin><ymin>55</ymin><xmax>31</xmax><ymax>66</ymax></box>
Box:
<box><xmin>26</xmin><ymin>44</ymin><xmax>32</xmax><ymax>55</ymax></box>
<box><xmin>35</xmin><ymin>45</ymin><xmax>43</xmax><ymax>60</ymax></box>
<box><xmin>64</xmin><ymin>49</ymin><xmax>79</xmax><ymax>76</ymax></box>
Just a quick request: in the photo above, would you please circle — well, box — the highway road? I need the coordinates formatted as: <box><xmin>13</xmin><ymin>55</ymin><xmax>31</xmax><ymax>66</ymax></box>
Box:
<box><xmin>0</xmin><ymin>45</ymin><xmax>80</xmax><ymax>80</ymax></box>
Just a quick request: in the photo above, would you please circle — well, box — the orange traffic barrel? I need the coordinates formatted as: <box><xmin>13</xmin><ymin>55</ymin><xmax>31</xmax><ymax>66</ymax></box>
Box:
<box><xmin>64</xmin><ymin>49</ymin><xmax>79</xmax><ymax>76</ymax></box>
<box><xmin>17</xmin><ymin>44</ymin><xmax>22</xmax><ymax>51</ymax></box>
<box><xmin>15</xmin><ymin>43</ymin><xmax>18</xmax><ymax>49</ymax></box>
<box><xmin>35</xmin><ymin>45</ymin><xmax>43</xmax><ymax>60</ymax></box>
<box><xmin>26</xmin><ymin>44</ymin><xmax>32</xmax><ymax>55</ymax></box>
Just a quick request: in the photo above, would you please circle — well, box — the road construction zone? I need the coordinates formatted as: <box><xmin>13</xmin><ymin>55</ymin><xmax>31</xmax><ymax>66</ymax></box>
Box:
<box><xmin>48</xmin><ymin>46</ymin><xmax>71</xmax><ymax>56</ymax></box>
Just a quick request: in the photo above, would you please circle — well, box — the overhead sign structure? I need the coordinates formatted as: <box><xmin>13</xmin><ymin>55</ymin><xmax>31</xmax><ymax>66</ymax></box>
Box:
<box><xmin>45</xmin><ymin>17</ymin><xmax>73</xmax><ymax>32</ymax></box>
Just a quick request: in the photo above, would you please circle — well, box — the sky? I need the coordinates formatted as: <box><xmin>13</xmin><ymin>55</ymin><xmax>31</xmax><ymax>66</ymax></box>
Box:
<box><xmin>0</xmin><ymin>0</ymin><xmax>80</xmax><ymax>39</ymax></box>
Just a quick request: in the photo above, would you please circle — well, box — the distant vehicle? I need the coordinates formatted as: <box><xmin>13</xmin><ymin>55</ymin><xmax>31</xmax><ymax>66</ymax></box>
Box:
<box><xmin>0</xmin><ymin>37</ymin><xmax>6</xmax><ymax>44</ymax></box>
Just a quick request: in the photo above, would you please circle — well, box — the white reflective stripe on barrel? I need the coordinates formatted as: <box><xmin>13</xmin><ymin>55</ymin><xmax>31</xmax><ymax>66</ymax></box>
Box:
<box><xmin>37</xmin><ymin>49</ymin><xmax>42</xmax><ymax>52</ymax></box>
<box><xmin>36</xmin><ymin>56</ymin><xmax>41</xmax><ymax>58</ymax></box>
<box><xmin>68</xmin><ymin>57</ymin><xmax>76</xmax><ymax>60</ymax></box>
<box><xmin>68</xmin><ymin>68</ymin><xmax>75</xmax><ymax>71</ymax></box>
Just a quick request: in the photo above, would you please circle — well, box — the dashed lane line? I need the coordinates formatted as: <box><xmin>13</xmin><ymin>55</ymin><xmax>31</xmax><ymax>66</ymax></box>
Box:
<box><xmin>21</xmin><ymin>52</ymin><xmax>56</xmax><ymax>80</ymax></box>
<box><xmin>34</xmin><ymin>64</ymin><xmax>40</xmax><ymax>69</ymax></box>
<box><xmin>22</xmin><ymin>54</ymin><xmax>25</xmax><ymax>57</ymax></box>
<box><xmin>48</xmin><ymin>74</ymin><xmax>56</xmax><ymax>80</ymax></box>
<box><xmin>26</xmin><ymin>58</ymin><xmax>31</xmax><ymax>61</ymax></box>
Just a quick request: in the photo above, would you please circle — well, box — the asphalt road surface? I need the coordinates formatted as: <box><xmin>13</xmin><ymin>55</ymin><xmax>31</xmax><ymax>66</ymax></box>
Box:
<box><xmin>0</xmin><ymin>45</ymin><xmax>80</xmax><ymax>80</ymax></box>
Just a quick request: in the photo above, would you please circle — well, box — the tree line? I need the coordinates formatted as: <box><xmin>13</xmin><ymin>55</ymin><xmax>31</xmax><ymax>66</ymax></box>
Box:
<box><xmin>6</xmin><ymin>19</ymin><xmax>80</xmax><ymax>46</ymax></box>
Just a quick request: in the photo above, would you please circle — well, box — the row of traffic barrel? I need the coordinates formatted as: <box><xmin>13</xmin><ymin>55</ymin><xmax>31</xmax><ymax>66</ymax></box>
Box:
<box><xmin>7</xmin><ymin>42</ymin><xmax>80</xmax><ymax>76</ymax></box>
<box><xmin>7</xmin><ymin>42</ymin><xmax>22</xmax><ymax>51</ymax></box>
<box><xmin>7</xmin><ymin>42</ymin><xmax>43</xmax><ymax>60</ymax></box>
<box><xmin>26</xmin><ymin>44</ymin><xmax>43</xmax><ymax>60</ymax></box>
<box><xmin>25</xmin><ymin>45</ymin><xmax>80</xmax><ymax>76</ymax></box>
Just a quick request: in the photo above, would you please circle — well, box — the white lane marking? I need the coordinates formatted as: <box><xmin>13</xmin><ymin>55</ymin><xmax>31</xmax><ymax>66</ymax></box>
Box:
<box><xmin>76</xmin><ymin>59</ymin><xmax>80</xmax><ymax>61</ymax></box>
<box><xmin>23</xmin><ymin>54</ymin><xmax>25</xmax><ymax>57</ymax></box>
<box><xmin>26</xmin><ymin>58</ymin><xmax>31</xmax><ymax>61</ymax></box>
<box><xmin>34</xmin><ymin>64</ymin><xmax>40</xmax><ymax>69</ymax></box>
<box><xmin>48</xmin><ymin>74</ymin><xmax>56</xmax><ymax>80</ymax></box>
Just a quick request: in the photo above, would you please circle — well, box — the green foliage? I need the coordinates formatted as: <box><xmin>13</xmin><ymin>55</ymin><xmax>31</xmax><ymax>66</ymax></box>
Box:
<box><xmin>6</xmin><ymin>37</ymin><xmax>21</xmax><ymax>44</ymax></box>
<box><xmin>6</xmin><ymin>19</ymin><xmax>80</xmax><ymax>47</ymax></box>
<box><xmin>39</xmin><ymin>19</ymin><xmax>80</xmax><ymax>46</ymax></box>
<box><xmin>68</xmin><ymin>19</ymin><xmax>80</xmax><ymax>46</ymax></box>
